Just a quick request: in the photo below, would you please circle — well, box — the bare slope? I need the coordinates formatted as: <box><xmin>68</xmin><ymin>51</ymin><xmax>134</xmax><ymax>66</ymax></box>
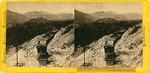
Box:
<box><xmin>6</xmin><ymin>23</ymin><xmax>143</xmax><ymax>67</ymax></box>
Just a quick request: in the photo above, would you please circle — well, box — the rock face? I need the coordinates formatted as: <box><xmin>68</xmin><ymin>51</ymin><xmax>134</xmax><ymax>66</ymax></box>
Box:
<box><xmin>82</xmin><ymin>23</ymin><xmax>143</xmax><ymax>67</ymax></box>
<box><xmin>6</xmin><ymin>26</ymin><xmax>76</xmax><ymax>67</ymax></box>
<box><xmin>47</xmin><ymin>25</ymin><xmax>75</xmax><ymax>67</ymax></box>
<box><xmin>114</xmin><ymin>23</ymin><xmax>143</xmax><ymax>67</ymax></box>
<box><xmin>6</xmin><ymin>33</ymin><xmax>53</xmax><ymax>67</ymax></box>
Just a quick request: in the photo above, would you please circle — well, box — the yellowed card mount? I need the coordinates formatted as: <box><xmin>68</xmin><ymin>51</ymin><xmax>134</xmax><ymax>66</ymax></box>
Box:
<box><xmin>0</xmin><ymin>0</ymin><xmax>150</xmax><ymax>73</ymax></box>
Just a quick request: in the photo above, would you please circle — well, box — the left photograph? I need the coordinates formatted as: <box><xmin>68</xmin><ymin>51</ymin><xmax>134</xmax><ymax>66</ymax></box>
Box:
<box><xmin>6</xmin><ymin>2</ymin><xmax>75</xmax><ymax>67</ymax></box>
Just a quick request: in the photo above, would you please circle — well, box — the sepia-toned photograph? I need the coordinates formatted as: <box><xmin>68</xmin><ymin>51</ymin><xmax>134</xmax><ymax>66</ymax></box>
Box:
<box><xmin>6</xmin><ymin>2</ymin><xmax>143</xmax><ymax>67</ymax></box>
<box><xmin>75</xmin><ymin>2</ymin><xmax>143</xmax><ymax>67</ymax></box>
<box><xmin>6</xmin><ymin>2</ymin><xmax>75</xmax><ymax>67</ymax></box>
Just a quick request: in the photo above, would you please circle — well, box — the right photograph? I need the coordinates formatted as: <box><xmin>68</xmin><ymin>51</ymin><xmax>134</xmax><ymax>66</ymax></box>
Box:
<box><xmin>75</xmin><ymin>2</ymin><xmax>143</xmax><ymax>67</ymax></box>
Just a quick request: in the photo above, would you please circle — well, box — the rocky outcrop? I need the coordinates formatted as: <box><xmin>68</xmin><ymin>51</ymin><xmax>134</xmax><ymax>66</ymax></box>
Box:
<box><xmin>81</xmin><ymin>23</ymin><xmax>143</xmax><ymax>67</ymax></box>
<box><xmin>47</xmin><ymin>25</ymin><xmax>75</xmax><ymax>67</ymax></box>
<box><xmin>114</xmin><ymin>23</ymin><xmax>143</xmax><ymax>67</ymax></box>
<box><xmin>6</xmin><ymin>26</ymin><xmax>76</xmax><ymax>67</ymax></box>
<box><xmin>6</xmin><ymin>33</ymin><xmax>53</xmax><ymax>67</ymax></box>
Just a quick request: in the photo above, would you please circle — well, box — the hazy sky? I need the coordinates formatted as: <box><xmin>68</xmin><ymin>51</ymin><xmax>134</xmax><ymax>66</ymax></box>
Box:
<box><xmin>75</xmin><ymin>2</ymin><xmax>142</xmax><ymax>14</ymax></box>
<box><xmin>7</xmin><ymin>2</ymin><xmax>75</xmax><ymax>14</ymax></box>
<box><xmin>7</xmin><ymin>2</ymin><xmax>142</xmax><ymax>14</ymax></box>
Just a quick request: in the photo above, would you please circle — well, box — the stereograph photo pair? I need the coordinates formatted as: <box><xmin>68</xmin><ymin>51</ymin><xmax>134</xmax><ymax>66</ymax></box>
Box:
<box><xmin>0</xmin><ymin>0</ymin><xmax>150</xmax><ymax>73</ymax></box>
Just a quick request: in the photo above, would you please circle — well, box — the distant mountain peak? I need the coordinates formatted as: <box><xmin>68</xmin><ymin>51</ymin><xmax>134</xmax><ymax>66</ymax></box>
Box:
<box><xmin>90</xmin><ymin>11</ymin><xmax>142</xmax><ymax>20</ymax></box>
<box><xmin>6</xmin><ymin>10</ymin><xmax>29</xmax><ymax>28</ymax></box>
<box><xmin>94</xmin><ymin>11</ymin><xmax>116</xmax><ymax>14</ymax></box>
<box><xmin>25</xmin><ymin>11</ymin><xmax>53</xmax><ymax>15</ymax></box>
<box><xmin>24</xmin><ymin>11</ymin><xmax>73</xmax><ymax>20</ymax></box>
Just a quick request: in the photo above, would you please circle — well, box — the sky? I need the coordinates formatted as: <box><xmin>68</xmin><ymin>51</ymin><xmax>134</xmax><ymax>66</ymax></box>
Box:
<box><xmin>75</xmin><ymin>2</ymin><xmax>142</xmax><ymax>14</ymax></box>
<box><xmin>7</xmin><ymin>2</ymin><xmax>75</xmax><ymax>14</ymax></box>
<box><xmin>7</xmin><ymin>2</ymin><xmax>142</xmax><ymax>14</ymax></box>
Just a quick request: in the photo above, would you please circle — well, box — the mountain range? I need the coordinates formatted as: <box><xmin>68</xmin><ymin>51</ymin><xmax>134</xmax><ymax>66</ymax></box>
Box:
<box><xmin>7</xmin><ymin>10</ymin><xmax>142</xmax><ymax>28</ymax></box>
<box><xmin>6</xmin><ymin>10</ymin><xmax>74</xmax><ymax>28</ymax></box>
<box><xmin>75</xmin><ymin>10</ymin><xmax>142</xmax><ymax>24</ymax></box>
